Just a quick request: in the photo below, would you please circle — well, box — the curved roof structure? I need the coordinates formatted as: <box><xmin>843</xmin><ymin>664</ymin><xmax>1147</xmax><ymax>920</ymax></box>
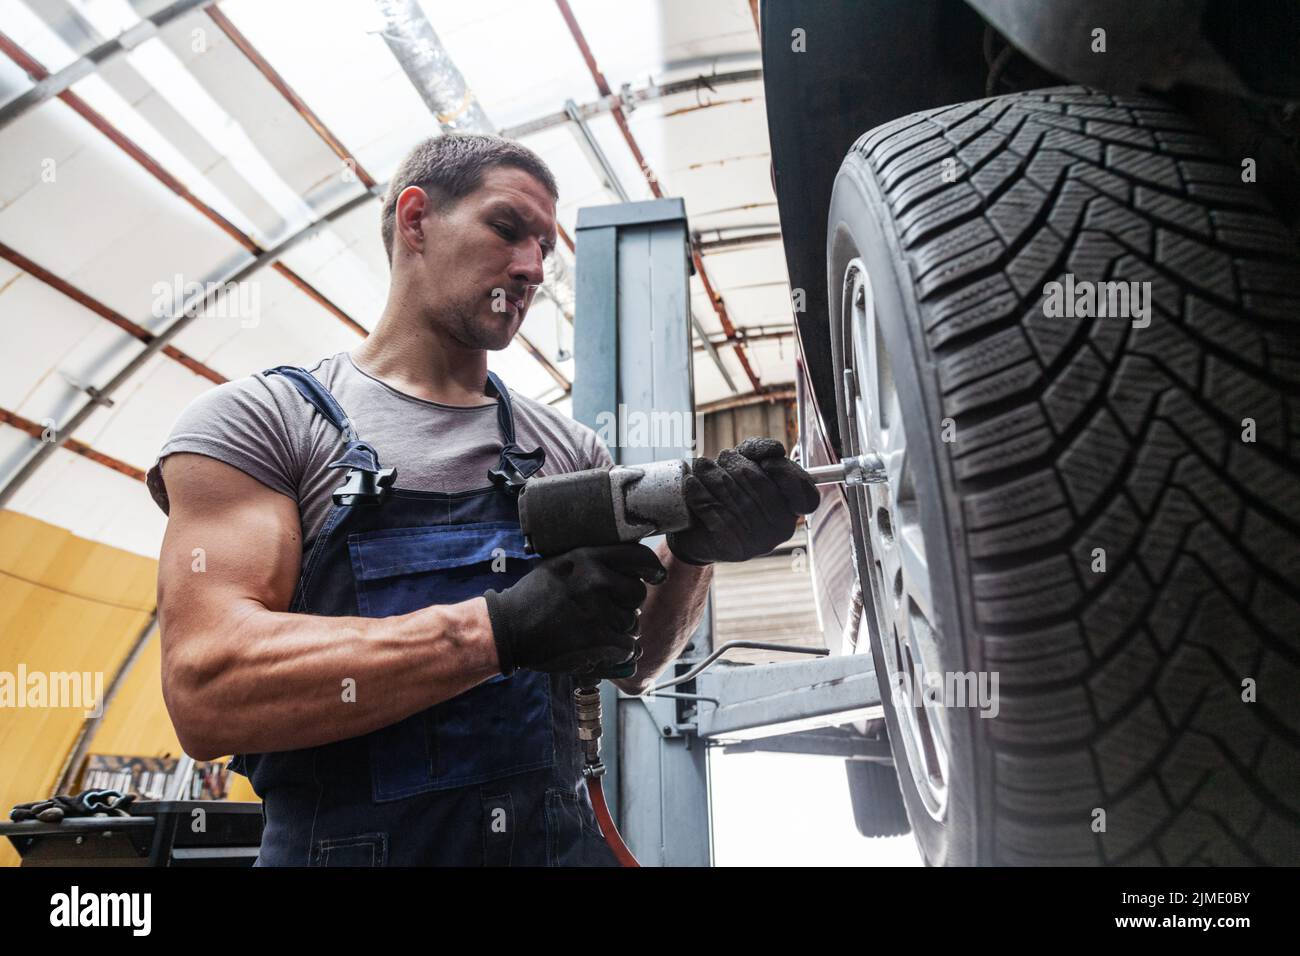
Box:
<box><xmin>0</xmin><ymin>0</ymin><xmax>793</xmax><ymax>862</ymax></box>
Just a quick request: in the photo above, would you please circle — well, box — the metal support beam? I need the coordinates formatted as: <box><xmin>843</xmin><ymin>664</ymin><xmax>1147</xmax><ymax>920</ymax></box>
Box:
<box><xmin>554</xmin><ymin>0</ymin><xmax>757</xmax><ymax>395</ymax></box>
<box><xmin>561</xmin><ymin>99</ymin><xmax>736</xmax><ymax>394</ymax></box>
<box><xmin>0</xmin><ymin>186</ymin><xmax>378</xmax><ymax>508</ymax></box>
<box><xmin>721</xmin><ymin>726</ymin><xmax>893</xmax><ymax>761</ymax></box>
<box><xmin>0</xmin><ymin>0</ymin><xmax>216</xmax><ymax>133</ymax></box>
<box><xmin>563</xmin><ymin>98</ymin><xmax>630</xmax><ymax>203</ymax></box>
<box><xmin>573</xmin><ymin>198</ymin><xmax>711</xmax><ymax>867</ymax></box>
<box><xmin>0</xmin><ymin>405</ymin><xmax>146</xmax><ymax>484</ymax></box>
<box><xmin>697</xmin><ymin>387</ymin><xmax>796</xmax><ymax>415</ymax></box>
<box><xmin>694</xmin><ymin>653</ymin><xmax>883</xmax><ymax>742</ymax></box>
<box><xmin>699</xmin><ymin>325</ymin><xmax>796</xmax><ymax>351</ymax></box>
<box><xmin>498</xmin><ymin>69</ymin><xmax>764</xmax><ymax>140</ymax></box>
<box><xmin>695</xmin><ymin>231</ymin><xmax>782</xmax><ymax>254</ymax></box>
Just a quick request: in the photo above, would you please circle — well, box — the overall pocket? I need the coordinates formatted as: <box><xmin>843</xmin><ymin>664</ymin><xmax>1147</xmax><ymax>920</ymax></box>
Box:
<box><xmin>310</xmin><ymin>832</ymin><xmax>388</xmax><ymax>867</ymax></box>
<box><xmin>545</xmin><ymin>787</ymin><xmax>620</xmax><ymax>867</ymax></box>
<box><xmin>348</xmin><ymin>522</ymin><xmax>556</xmax><ymax>802</ymax></box>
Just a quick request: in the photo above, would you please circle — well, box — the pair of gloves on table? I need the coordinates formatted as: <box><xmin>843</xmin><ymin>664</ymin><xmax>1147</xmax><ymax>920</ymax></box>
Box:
<box><xmin>10</xmin><ymin>789</ymin><xmax>135</xmax><ymax>823</ymax></box>
<box><xmin>485</xmin><ymin>438</ymin><xmax>820</xmax><ymax>680</ymax></box>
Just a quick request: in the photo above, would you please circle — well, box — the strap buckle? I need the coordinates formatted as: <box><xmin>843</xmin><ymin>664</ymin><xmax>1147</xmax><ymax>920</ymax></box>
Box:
<box><xmin>332</xmin><ymin>467</ymin><xmax>397</xmax><ymax>506</ymax></box>
<box><xmin>488</xmin><ymin>461</ymin><xmax>530</xmax><ymax>496</ymax></box>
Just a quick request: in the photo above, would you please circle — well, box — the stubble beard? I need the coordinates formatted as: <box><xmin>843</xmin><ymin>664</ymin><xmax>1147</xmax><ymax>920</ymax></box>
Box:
<box><xmin>438</xmin><ymin>293</ymin><xmax>517</xmax><ymax>352</ymax></box>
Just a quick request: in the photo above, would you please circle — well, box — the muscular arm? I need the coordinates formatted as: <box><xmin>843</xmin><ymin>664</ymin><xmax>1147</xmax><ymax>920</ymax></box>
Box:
<box><xmin>613</xmin><ymin>540</ymin><xmax>712</xmax><ymax>696</ymax></box>
<box><xmin>156</xmin><ymin>453</ymin><xmax>501</xmax><ymax>761</ymax></box>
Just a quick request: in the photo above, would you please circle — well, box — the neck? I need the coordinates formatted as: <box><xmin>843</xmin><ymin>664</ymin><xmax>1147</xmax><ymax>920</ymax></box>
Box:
<box><xmin>352</xmin><ymin>296</ymin><xmax>491</xmax><ymax>406</ymax></box>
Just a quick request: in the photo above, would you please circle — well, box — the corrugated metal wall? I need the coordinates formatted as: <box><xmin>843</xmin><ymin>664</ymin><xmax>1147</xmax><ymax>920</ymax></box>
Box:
<box><xmin>700</xmin><ymin>399</ymin><xmax>797</xmax><ymax>459</ymax></box>
<box><xmin>701</xmin><ymin>400</ymin><xmax>821</xmax><ymax>661</ymax></box>
<box><xmin>711</xmin><ymin>529</ymin><xmax>823</xmax><ymax>663</ymax></box>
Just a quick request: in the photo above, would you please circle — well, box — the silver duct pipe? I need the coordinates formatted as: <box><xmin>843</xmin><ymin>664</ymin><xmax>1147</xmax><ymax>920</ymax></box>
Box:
<box><xmin>373</xmin><ymin>0</ymin><xmax>492</xmax><ymax>132</ymax></box>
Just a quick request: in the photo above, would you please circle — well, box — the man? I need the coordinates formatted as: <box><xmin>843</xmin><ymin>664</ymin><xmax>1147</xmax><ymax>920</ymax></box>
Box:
<box><xmin>149</xmin><ymin>133</ymin><xmax>819</xmax><ymax>866</ymax></box>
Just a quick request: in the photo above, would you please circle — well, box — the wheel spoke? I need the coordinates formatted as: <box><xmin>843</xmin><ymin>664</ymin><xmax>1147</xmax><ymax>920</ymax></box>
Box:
<box><xmin>897</xmin><ymin>523</ymin><xmax>933</xmax><ymax>628</ymax></box>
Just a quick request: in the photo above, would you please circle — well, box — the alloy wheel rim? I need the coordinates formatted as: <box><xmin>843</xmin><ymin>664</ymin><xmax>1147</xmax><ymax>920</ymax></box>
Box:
<box><xmin>841</xmin><ymin>257</ymin><xmax>950</xmax><ymax>823</ymax></box>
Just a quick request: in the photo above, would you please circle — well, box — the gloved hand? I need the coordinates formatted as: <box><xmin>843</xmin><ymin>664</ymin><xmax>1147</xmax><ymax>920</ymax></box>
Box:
<box><xmin>667</xmin><ymin>437</ymin><xmax>821</xmax><ymax>566</ymax></box>
<box><xmin>484</xmin><ymin>543</ymin><xmax>666</xmax><ymax>677</ymax></box>
<box><xmin>574</xmin><ymin>638</ymin><xmax>645</xmax><ymax>685</ymax></box>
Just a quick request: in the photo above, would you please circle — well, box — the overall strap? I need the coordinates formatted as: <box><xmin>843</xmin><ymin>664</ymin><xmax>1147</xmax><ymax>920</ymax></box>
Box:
<box><xmin>264</xmin><ymin>365</ymin><xmax>394</xmax><ymax>506</ymax></box>
<box><xmin>485</xmin><ymin>371</ymin><xmax>546</xmax><ymax>494</ymax></box>
<box><xmin>265</xmin><ymin>365</ymin><xmax>358</xmax><ymax>443</ymax></box>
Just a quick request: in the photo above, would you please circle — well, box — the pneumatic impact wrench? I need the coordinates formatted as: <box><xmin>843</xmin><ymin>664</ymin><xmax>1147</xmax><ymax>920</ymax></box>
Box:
<box><xmin>516</xmin><ymin>452</ymin><xmax>886</xmax><ymax>866</ymax></box>
<box><xmin>517</xmin><ymin>452</ymin><xmax>886</xmax><ymax>555</ymax></box>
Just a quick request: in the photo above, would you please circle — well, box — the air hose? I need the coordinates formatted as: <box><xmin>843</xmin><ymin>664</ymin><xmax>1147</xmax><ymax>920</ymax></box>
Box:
<box><xmin>574</xmin><ymin>683</ymin><xmax>640</xmax><ymax>867</ymax></box>
<box><xmin>573</xmin><ymin>643</ymin><xmax>829</xmax><ymax>868</ymax></box>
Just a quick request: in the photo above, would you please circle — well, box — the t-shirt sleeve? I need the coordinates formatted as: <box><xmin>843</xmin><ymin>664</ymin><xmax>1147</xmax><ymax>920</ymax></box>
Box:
<box><xmin>145</xmin><ymin>374</ymin><xmax>302</xmax><ymax>516</ymax></box>
<box><xmin>582</xmin><ymin>423</ymin><xmax>614</xmax><ymax>471</ymax></box>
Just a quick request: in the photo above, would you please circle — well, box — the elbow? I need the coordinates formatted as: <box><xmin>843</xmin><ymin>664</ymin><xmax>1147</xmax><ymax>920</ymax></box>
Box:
<box><xmin>167</xmin><ymin>700</ymin><xmax>225</xmax><ymax>762</ymax></box>
<box><xmin>161</xmin><ymin>648</ymin><xmax>228</xmax><ymax>762</ymax></box>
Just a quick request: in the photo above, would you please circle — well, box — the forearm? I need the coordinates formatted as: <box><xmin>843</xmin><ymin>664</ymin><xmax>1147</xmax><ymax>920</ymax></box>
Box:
<box><xmin>164</xmin><ymin>597</ymin><xmax>498</xmax><ymax>759</ymax></box>
<box><xmin>615</xmin><ymin>540</ymin><xmax>712</xmax><ymax>695</ymax></box>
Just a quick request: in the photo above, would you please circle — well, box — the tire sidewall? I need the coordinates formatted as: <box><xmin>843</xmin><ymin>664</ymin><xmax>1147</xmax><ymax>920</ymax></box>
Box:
<box><xmin>826</xmin><ymin>149</ymin><xmax>987</xmax><ymax>866</ymax></box>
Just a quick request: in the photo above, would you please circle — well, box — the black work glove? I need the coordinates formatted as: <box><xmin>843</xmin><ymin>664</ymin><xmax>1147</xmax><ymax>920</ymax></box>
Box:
<box><xmin>10</xmin><ymin>789</ymin><xmax>136</xmax><ymax>822</ymax></box>
<box><xmin>667</xmin><ymin>437</ymin><xmax>821</xmax><ymax>566</ymax></box>
<box><xmin>484</xmin><ymin>543</ymin><xmax>666</xmax><ymax>677</ymax></box>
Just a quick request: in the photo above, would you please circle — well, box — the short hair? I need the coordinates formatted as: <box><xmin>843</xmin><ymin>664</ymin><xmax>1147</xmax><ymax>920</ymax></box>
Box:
<box><xmin>380</xmin><ymin>133</ymin><xmax>559</xmax><ymax>262</ymax></box>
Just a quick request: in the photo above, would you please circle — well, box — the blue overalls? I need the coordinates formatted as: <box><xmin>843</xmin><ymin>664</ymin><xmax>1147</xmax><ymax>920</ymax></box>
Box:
<box><xmin>230</xmin><ymin>364</ymin><xmax>619</xmax><ymax>867</ymax></box>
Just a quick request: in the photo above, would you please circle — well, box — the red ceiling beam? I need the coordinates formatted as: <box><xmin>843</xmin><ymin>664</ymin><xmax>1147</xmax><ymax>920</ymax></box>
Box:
<box><xmin>206</xmin><ymin>6</ymin><xmax>378</xmax><ymax>191</ymax></box>
<box><xmin>0</xmin><ymin>30</ymin><xmax>367</xmax><ymax>338</ymax></box>
<box><xmin>551</xmin><ymin>0</ymin><xmax>763</xmax><ymax>393</ymax></box>
<box><xmin>0</xmin><ymin>406</ymin><xmax>145</xmax><ymax>483</ymax></box>
<box><xmin>0</xmin><ymin>240</ymin><xmax>225</xmax><ymax>385</ymax></box>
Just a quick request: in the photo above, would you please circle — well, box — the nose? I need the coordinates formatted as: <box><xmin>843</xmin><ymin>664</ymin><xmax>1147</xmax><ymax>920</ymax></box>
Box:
<box><xmin>511</xmin><ymin>240</ymin><xmax>545</xmax><ymax>289</ymax></box>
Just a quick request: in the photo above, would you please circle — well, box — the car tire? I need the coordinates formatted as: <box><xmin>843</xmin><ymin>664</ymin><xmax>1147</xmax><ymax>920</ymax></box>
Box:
<box><xmin>826</xmin><ymin>85</ymin><xmax>1300</xmax><ymax>865</ymax></box>
<box><xmin>846</xmin><ymin>759</ymin><xmax>911</xmax><ymax>838</ymax></box>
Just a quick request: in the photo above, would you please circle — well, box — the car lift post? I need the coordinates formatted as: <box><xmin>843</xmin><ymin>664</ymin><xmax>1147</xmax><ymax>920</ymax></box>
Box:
<box><xmin>572</xmin><ymin>199</ymin><xmax>885</xmax><ymax>866</ymax></box>
<box><xmin>573</xmin><ymin>198</ymin><xmax>713</xmax><ymax>866</ymax></box>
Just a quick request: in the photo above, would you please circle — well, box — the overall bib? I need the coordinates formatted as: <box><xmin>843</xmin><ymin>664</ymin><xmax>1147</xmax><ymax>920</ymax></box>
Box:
<box><xmin>233</xmin><ymin>364</ymin><xmax>618</xmax><ymax>867</ymax></box>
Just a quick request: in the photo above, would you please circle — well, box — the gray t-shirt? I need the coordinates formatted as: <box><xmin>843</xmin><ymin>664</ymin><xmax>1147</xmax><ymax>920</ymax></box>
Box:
<box><xmin>147</xmin><ymin>351</ymin><xmax>612</xmax><ymax>548</ymax></box>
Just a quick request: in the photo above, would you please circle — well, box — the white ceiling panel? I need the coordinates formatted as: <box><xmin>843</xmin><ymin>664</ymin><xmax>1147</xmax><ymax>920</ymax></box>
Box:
<box><xmin>213</xmin><ymin>0</ymin><xmax>440</xmax><ymax>182</ymax></box>
<box><xmin>0</xmin><ymin>0</ymin><xmax>800</xmax><ymax>561</ymax></box>
<box><xmin>167</xmin><ymin>265</ymin><xmax>362</xmax><ymax>379</ymax></box>
<box><xmin>0</xmin><ymin>265</ymin><xmax>117</xmax><ymax>412</ymax></box>
<box><xmin>6</xmin><ymin>442</ymin><xmax>167</xmax><ymax>556</ymax></box>
<box><xmin>0</xmin><ymin>97</ymin><xmax>251</xmax><ymax>325</ymax></box>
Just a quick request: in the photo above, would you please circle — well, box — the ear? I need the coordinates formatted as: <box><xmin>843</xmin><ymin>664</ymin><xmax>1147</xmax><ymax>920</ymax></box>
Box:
<box><xmin>394</xmin><ymin>185</ymin><xmax>429</xmax><ymax>256</ymax></box>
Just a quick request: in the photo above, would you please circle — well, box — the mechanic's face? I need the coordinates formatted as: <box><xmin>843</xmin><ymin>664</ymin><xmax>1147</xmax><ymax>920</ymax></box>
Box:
<box><xmin>409</xmin><ymin>166</ymin><xmax>557</xmax><ymax>352</ymax></box>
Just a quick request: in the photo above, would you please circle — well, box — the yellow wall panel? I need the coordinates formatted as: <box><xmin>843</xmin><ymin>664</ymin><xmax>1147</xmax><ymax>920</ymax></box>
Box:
<box><xmin>88</xmin><ymin>632</ymin><xmax>182</xmax><ymax>758</ymax></box>
<box><xmin>1</xmin><ymin>510</ymin><xmax>261</xmax><ymax>867</ymax></box>
<box><xmin>0</xmin><ymin>510</ymin><xmax>158</xmax><ymax>866</ymax></box>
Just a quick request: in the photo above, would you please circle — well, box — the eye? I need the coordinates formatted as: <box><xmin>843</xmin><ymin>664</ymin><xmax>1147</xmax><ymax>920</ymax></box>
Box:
<box><xmin>493</xmin><ymin>222</ymin><xmax>516</xmax><ymax>240</ymax></box>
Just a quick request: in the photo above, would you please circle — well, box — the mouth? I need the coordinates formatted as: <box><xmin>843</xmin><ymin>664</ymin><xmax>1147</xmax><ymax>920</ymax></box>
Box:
<box><xmin>502</xmin><ymin>292</ymin><xmax>526</xmax><ymax>317</ymax></box>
